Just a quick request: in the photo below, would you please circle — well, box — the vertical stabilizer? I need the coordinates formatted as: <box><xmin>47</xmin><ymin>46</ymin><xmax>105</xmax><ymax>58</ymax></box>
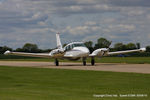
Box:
<box><xmin>56</xmin><ymin>33</ymin><xmax>62</xmax><ymax>49</ymax></box>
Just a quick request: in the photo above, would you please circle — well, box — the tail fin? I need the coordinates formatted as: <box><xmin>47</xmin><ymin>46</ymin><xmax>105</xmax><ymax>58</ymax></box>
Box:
<box><xmin>56</xmin><ymin>33</ymin><xmax>62</xmax><ymax>49</ymax></box>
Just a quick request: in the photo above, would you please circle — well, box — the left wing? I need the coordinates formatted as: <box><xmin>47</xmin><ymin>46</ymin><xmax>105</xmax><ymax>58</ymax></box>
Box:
<box><xmin>4</xmin><ymin>50</ymin><xmax>51</xmax><ymax>58</ymax></box>
<box><xmin>108</xmin><ymin>48</ymin><xmax>146</xmax><ymax>55</ymax></box>
<box><xmin>90</xmin><ymin>48</ymin><xmax>146</xmax><ymax>57</ymax></box>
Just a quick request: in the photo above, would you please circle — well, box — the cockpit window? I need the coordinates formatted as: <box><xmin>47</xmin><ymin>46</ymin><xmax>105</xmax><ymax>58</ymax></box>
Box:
<box><xmin>64</xmin><ymin>43</ymin><xmax>85</xmax><ymax>51</ymax></box>
<box><xmin>73</xmin><ymin>43</ymin><xmax>86</xmax><ymax>47</ymax></box>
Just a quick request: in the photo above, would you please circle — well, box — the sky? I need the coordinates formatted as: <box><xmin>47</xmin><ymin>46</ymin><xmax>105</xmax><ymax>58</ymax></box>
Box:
<box><xmin>0</xmin><ymin>0</ymin><xmax>150</xmax><ymax>49</ymax></box>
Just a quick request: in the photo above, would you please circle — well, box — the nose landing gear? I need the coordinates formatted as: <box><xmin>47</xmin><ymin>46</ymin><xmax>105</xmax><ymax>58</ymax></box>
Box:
<box><xmin>55</xmin><ymin>59</ymin><xmax>59</xmax><ymax>66</ymax></box>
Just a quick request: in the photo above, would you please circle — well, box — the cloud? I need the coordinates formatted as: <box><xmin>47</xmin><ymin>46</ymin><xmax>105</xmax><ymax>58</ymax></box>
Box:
<box><xmin>147</xmin><ymin>14</ymin><xmax>150</xmax><ymax>19</ymax></box>
<box><xmin>107</xmin><ymin>0</ymin><xmax>150</xmax><ymax>7</ymax></box>
<box><xmin>107</xmin><ymin>24</ymin><xmax>136</xmax><ymax>33</ymax></box>
<box><xmin>62</xmin><ymin>21</ymin><xmax>136</xmax><ymax>36</ymax></box>
<box><xmin>0</xmin><ymin>0</ymin><xmax>150</xmax><ymax>49</ymax></box>
<box><xmin>61</xmin><ymin>22</ymin><xmax>102</xmax><ymax>35</ymax></box>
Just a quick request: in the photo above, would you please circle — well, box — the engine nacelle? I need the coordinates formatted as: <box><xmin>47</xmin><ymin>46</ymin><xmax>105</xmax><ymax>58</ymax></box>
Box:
<box><xmin>49</xmin><ymin>49</ymin><xmax>64</xmax><ymax>57</ymax></box>
<box><xmin>90</xmin><ymin>48</ymin><xmax>109</xmax><ymax>57</ymax></box>
<box><xmin>139</xmin><ymin>48</ymin><xmax>146</xmax><ymax>52</ymax></box>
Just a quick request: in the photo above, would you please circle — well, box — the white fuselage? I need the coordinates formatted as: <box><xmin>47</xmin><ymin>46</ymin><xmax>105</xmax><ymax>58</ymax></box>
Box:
<box><xmin>49</xmin><ymin>42</ymin><xmax>90</xmax><ymax>60</ymax></box>
<box><xmin>64</xmin><ymin>47</ymin><xmax>90</xmax><ymax>59</ymax></box>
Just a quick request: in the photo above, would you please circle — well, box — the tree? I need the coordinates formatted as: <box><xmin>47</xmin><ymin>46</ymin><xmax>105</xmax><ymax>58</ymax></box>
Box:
<box><xmin>84</xmin><ymin>41</ymin><xmax>93</xmax><ymax>48</ymax></box>
<box><xmin>146</xmin><ymin>46</ymin><xmax>150</xmax><ymax>52</ymax></box>
<box><xmin>63</xmin><ymin>44</ymin><xmax>67</xmax><ymax>47</ymax></box>
<box><xmin>15</xmin><ymin>48</ymin><xmax>24</xmax><ymax>52</ymax></box>
<box><xmin>94</xmin><ymin>38</ymin><xmax>111</xmax><ymax>49</ymax></box>
<box><xmin>22</xmin><ymin>43</ymin><xmax>39</xmax><ymax>53</ymax></box>
<box><xmin>40</xmin><ymin>49</ymin><xmax>52</xmax><ymax>53</ymax></box>
<box><xmin>114</xmin><ymin>43</ymin><xmax>126</xmax><ymax>51</ymax></box>
<box><xmin>84</xmin><ymin>41</ymin><xmax>94</xmax><ymax>53</ymax></box>
<box><xmin>136</xmin><ymin>43</ymin><xmax>140</xmax><ymax>49</ymax></box>
<box><xmin>126</xmin><ymin>43</ymin><xmax>136</xmax><ymax>50</ymax></box>
<box><xmin>0</xmin><ymin>46</ymin><xmax>12</xmax><ymax>54</ymax></box>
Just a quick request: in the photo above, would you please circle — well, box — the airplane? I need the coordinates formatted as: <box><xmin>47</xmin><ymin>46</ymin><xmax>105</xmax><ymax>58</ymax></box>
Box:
<box><xmin>4</xmin><ymin>33</ymin><xmax>146</xmax><ymax>66</ymax></box>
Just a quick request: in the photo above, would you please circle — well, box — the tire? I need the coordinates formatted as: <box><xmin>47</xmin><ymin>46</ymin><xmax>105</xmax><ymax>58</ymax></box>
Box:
<box><xmin>55</xmin><ymin>59</ymin><xmax>59</xmax><ymax>66</ymax></box>
<box><xmin>83</xmin><ymin>61</ymin><xmax>86</xmax><ymax>66</ymax></box>
<box><xmin>91</xmin><ymin>58</ymin><xmax>95</xmax><ymax>66</ymax></box>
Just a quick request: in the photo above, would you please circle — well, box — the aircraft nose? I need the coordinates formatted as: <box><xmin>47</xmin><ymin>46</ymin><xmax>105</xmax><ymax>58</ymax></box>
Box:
<box><xmin>82</xmin><ymin>47</ymin><xmax>90</xmax><ymax>54</ymax></box>
<box><xmin>80</xmin><ymin>47</ymin><xmax>90</xmax><ymax>57</ymax></box>
<box><xmin>74</xmin><ymin>47</ymin><xmax>90</xmax><ymax>57</ymax></box>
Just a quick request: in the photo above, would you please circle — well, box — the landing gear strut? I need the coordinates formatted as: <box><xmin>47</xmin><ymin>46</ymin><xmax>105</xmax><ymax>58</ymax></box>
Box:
<box><xmin>55</xmin><ymin>59</ymin><xmax>59</xmax><ymax>66</ymax></box>
<box><xmin>91</xmin><ymin>57</ymin><xmax>95</xmax><ymax>66</ymax></box>
<box><xmin>82</xmin><ymin>58</ymin><xmax>86</xmax><ymax>66</ymax></box>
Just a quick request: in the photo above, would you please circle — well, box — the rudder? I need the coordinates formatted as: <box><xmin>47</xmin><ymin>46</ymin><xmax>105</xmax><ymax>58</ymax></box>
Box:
<box><xmin>56</xmin><ymin>33</ymin><xmax>62</xmax><ymax>49</ymax></box>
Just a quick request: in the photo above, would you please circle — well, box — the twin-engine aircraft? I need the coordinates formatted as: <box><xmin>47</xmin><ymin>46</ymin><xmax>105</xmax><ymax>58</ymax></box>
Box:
<box><xmin>4</xmin><ymin>33</ymin><xmax>146</xmax><ymax>66</ymax></box>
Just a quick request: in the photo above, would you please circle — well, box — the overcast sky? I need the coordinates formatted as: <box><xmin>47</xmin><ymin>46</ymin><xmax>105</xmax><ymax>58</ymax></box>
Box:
<box><xmin>0</xmin><ymin>0</ymin><xmax>150</xmax><ymax>49</ymax></box>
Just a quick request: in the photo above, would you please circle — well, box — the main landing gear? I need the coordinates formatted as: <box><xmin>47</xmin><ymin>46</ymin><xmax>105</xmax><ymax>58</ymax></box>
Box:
<box><xmin>82</xmin><ymin>57</ymin><xmax>95</xmax><ymax>66</ymax></box>
<box><xmin>55</xmin><ymin>58</ymin><xmax>95</xmax><ymax>66</ymax></box>
<box><xmin>55</xmin><ymin>59</ymin><xmax>59</xmax><ymax>66</ymax></box>
<box><xmin>91</xmin><ymin>57</ymin><xmax>95</xmax><ymax>66</ymax></box>
<box><xmin>82</xmin><ymin>57</ymin><xmax>86</xmax><ymax>66</ymax></box>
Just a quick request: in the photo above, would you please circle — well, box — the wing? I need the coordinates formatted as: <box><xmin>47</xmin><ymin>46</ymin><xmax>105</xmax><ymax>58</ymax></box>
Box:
<box><xmin>107</xmin><ymin>48</ymin><xmax>146</xmax><ymax>55</ymax></box>
<box><xmin>4</xmin><ymin>50</ymin><xmax>51</xmax><ymax>58</ymax></box>
<box><xmin>89</xmin><ymin>48</ymin><xmax>146</xmax><ymax>57</ymax></box>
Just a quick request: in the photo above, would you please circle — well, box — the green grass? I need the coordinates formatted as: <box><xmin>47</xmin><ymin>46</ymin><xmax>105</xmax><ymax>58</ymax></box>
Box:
<box><xmin>94</xmin><ymin>57</ymin><xmax>150</xmax><ymax>64</ymax></box>
<box><xmin>0</xmin><ymin>66</ymin><xmax>150</xmax><ymax>100</ymax></box>
<box><xmin>0</xmin><ymin>54</ymin><xmax>150</xmax><ymax>64</ymax></box>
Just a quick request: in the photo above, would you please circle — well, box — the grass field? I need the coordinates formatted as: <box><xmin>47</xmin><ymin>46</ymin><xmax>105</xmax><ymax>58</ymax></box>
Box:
<box><xmin>0</xmin><ymin>66</ymin><xmax>149</xmax><ymax>100</ymax></box>
<box><xmin>0</xmin><ymin>54</ymin><xmax>150</xmax><ymax>64</ymax></box>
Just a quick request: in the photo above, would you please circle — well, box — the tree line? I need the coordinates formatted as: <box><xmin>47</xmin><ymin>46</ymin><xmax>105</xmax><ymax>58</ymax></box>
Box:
<box><xmin>0</xmin><ymin>37</ymin><xmax>150</xmax><ymax>55</ymax></box>
<box><xmin>0</xmin><ymin>43</ymin><xmax>52</xmax><ymax>54</ymax></box>
<box><xmin>84</xmin><ymin>38</ymin><xmax>143</xmax><ymax>53</ymax></box>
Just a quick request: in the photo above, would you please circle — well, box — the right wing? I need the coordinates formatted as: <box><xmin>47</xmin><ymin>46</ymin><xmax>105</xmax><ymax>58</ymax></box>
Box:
<box><xmin>4</xmin><ymin>50</ymin><xmax>51</xmax><ymax>58</ymax></box>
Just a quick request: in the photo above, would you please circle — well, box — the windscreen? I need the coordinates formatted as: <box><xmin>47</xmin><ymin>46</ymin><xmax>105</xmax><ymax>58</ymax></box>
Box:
<box><xmin>73</xmin><ymin>43</ymin><xmax>86</xmax><ymax>47</ymax></box>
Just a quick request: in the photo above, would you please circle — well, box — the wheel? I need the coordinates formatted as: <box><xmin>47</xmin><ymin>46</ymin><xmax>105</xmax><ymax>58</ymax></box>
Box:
<box><xmin>91</xmin><ymin>58</ymin><xmax>95</xmax><ymax>66</ymax></box>
<box><xmin>83</xmin><ymin>58</ymin><xmax>86</xmax><ymax>66</ymax></box>
<box><xmin>55</xmin><ymin>59</ymin><xmax>59</xmax><ymax>66</ymax></box>
<box><xmin>83</xmin><ymin>60</ymin><xmax>86</xmax><ymax>66</ymax></box>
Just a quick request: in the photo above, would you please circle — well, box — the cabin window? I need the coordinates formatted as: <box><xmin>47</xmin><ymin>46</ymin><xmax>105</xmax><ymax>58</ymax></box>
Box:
<box><xmin>68</xmin><ymin>45</ymin><xmax>71</xmax><ymax>50</ymax></box>
<box><xmin>65</xmin><ymin>45</ymin><xmax>71</xmax><ymax>51</ymax></box>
